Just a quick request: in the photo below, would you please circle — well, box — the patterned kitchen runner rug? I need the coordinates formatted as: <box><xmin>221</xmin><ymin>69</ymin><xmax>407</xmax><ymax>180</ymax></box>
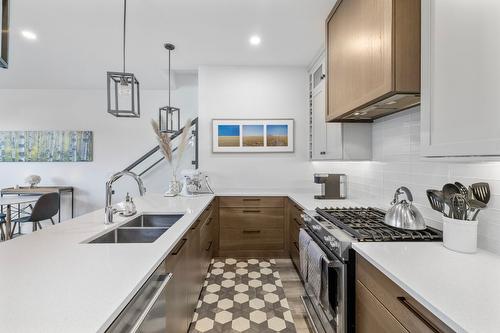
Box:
<box><xmin>189</xmin><ymin>258</ymin><xmax>297</xmax><ymax>333</ymax></box>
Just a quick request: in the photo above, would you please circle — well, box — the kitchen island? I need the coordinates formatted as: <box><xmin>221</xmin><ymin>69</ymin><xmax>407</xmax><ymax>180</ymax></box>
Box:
<box><xmin>0</xmin><ymin>194</ymin><xmax>214</xmax><ymax>333</ymax></box>
<box><xmin>0</xmin><ymin>191</ymin><xmax>347</xmax><ymax>333</ymax></box>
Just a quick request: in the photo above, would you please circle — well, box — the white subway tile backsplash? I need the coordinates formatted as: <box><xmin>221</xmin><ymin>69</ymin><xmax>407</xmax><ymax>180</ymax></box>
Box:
<box><xmin>315</xmin><ymin>107</ymin><xmax>500</xmax><ymax>254</ymax></box>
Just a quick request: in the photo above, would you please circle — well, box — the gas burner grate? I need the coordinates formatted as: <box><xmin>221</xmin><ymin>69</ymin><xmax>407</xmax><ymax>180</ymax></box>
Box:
<box><xmin>315</xmin><ymin>207</ymin><xmax>442</xmax><ymax>242</ymax></box>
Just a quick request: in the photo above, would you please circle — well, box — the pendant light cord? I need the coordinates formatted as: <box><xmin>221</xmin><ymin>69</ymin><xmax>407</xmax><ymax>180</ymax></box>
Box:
<box><xmin>122</xmin><ymin>0</ymin><xmax>127</xmax><ymax>73</ymax></box>
<box><xmin>168</xmin><ymin>49</ymin><xmax>171</xmax><ymax>106</ymax></box>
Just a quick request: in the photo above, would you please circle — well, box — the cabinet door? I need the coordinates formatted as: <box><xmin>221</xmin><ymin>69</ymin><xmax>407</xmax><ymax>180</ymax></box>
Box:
<box><xmin>165</xmin><ymin>238</ymin><xmax>189</xmax><ymax>333</ymax></box>
<box><xmin>327</xmin><ymin>0</ymin><xmax>393</xmax><ymax>119</ymax></box>
<box><xmin>199</xmin><ymin>215</ymin><xmax>214</xmax><ymax>277</ymax></box>
<box><xmin>311</xmin><ymin>57</ymin><xmax>343</xmax><ymax>160</ymax></box>
<box><xmin>187</xmin><ymin>225</ymin><xmax>201</xmax><ymax>314</ymax></box>
<box><xmin>421</xmin><ymin>0</ymin><xmax>500</xmax><ymax>157</ymax></box>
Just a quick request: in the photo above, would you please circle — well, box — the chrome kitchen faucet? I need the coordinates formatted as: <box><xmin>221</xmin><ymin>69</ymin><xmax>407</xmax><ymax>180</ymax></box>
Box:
<box><xmin>105</xmin><ymin>171</ymin><xmax>146</xmax><ymax>224</ymax></box>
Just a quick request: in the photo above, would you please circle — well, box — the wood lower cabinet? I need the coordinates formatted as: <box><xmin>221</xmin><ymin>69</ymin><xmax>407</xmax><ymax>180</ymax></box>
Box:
<box><xmin>165</xmin><ymin>238</ymin><xmax>190</xmax><ymax>333</ymax></box>
<box><xmin>187</xmin><ymin>220</ymin><xmax>202</xmax><ymax>314</ymax></box>
<box><xmin>356</xmin><ymin>280</ymin><xmax>409</xmax><ymax>333</ymax></box>
<box><xmin>199</xmin><ymin>202</ymin><xmax>216</xmax><ymax>279</ymax></box>
<box><xmin>287</xmin><ymin>199</ymin><xmax>303</xmax><ymax>270</ymax></box>
<box><xmin>164</xmin><ymin>199</ymin><xmax>216</xmax><ymax>333</ymax></box>
<box><xmin>219</xmin><ymin>197</ymin><xmax>286</xmax><ymax>257</ymax></box>
<box><xmin>356</xmin><ymin>255</ymin><xmax>453</xmax><ymax>333</ymax></box>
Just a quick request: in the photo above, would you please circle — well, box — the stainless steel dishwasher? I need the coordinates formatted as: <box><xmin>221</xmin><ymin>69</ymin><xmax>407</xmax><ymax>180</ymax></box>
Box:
<box><xmin>106</xmin><ymin>261</ymin><xmax>173</xmax><ymax>333</ymax></box>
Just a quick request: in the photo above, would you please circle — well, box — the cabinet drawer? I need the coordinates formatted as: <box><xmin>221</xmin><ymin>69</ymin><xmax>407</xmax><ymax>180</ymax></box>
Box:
<box><xmin>356</xmin><ymin>255</ymin><xmax>453</xmax><ymax>333</ymax></box>
<box><xmin>220</xmin><ymin>208</ymin><xmax>284</xmax><ymax>230</ymax></box>
<box><xmin>356</xmin><ymin>280</ymin><xmax>409</xmax><ymax>333</ymax></box>
<box><xmin>220</xmin><ymin>227</ymin><xmax>284</xmax><ymax>251</ymax></box>
<box><xmin>219</xmin><ymin>196</ymin><xmax>284</xmax><ymax>208</ymax></box>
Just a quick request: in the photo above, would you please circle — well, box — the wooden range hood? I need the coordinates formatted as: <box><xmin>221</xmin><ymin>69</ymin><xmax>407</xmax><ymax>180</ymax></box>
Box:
<box><xmin>326</xmin><ymin>0</ymin><xmax>421</xmax><ymax>122</ymax></box>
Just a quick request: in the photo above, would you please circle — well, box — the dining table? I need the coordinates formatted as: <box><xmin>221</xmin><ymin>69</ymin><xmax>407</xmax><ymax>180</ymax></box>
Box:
<box><xmin>0</xmin><ymin>195</ymin><xmax>40</xmax><ymax>240</ymax></box>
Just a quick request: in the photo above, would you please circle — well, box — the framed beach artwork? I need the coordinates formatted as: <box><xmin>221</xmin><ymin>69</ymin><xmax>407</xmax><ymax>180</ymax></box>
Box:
<box><xmin>212</xmin><ymin>119</ymin><xmax>294</xmax><ymax>153</ymax></box>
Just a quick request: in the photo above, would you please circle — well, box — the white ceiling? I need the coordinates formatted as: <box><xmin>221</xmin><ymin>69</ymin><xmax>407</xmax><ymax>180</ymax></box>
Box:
<box><xmin>0</xmin><ymin>0</ymin><xmax>335</xmax><ymax>89</ymax></box>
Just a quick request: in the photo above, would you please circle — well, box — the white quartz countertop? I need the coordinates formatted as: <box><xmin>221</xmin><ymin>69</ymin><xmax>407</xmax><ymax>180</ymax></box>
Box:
<box><xmin>353</xmin><ymin>242</ymin><xmax>500</xmax><ymax>333</ymax></box>
<box><xmin>0</xmin><ymin>193</ymin><xmax>214</xmax><ymax>333</ymax></box>
<box><xmin>288</xmin><ymin>193</ymin><xmax>360</xmax><ymax>211</ymax></box>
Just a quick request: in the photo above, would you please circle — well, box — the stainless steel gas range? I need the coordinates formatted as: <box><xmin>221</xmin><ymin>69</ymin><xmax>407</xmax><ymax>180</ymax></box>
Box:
<box><xmin>300</xmin><ymin>207</ymin><xmax>443</xmax><ymax>333</ymax></box>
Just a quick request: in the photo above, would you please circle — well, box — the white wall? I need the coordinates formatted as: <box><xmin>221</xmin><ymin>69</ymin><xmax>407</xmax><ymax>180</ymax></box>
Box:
<box><xmin>0</xmin><ymin>74</ymin><xmax>198</xmax><ymax>218</ymax></box>
<box><xmin>198</xmin><ymin>66</ymin><xmax>317</xmax><ymax>192</ymax></box>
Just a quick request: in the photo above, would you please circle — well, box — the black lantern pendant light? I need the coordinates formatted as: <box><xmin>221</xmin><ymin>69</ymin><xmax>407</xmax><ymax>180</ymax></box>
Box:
<box><xmin>106</xmin><ymin>0</ymin><xmax>140</xmax><ymax>118</ymax></box>
<box><xmin>159</xmin><ymin>43</ymin><xmax>180</xmax><ymax>133</ymax></box>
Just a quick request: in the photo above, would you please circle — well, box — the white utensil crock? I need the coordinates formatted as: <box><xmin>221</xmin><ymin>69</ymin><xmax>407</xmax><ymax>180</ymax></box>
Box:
<box><xmin>442</xmin><ymin>216</ymin><xmax>478</xmax><ymax>254</ymax></box>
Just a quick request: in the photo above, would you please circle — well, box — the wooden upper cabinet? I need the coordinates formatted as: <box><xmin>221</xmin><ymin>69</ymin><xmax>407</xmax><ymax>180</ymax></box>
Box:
<box><xmin>326</xmin><ymin>0</ymin><xmax>421</xmax><ymax>122</ymax></box>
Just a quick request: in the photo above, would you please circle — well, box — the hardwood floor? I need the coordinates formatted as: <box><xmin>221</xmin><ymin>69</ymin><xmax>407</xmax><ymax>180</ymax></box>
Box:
<box><xmin>275</xmin><ymin>259</ymin><xmax>313</xmax><ymax>333</ymax></box>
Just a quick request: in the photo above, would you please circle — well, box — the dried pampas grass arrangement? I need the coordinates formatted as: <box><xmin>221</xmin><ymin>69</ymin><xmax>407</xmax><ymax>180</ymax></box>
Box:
<box><xmin>151</xmin><ymin>119</ymin><xmax>172</xmax><ymax>163</ymax></box>
<box><xmin>151</xmin><ymin>118</ymin><xmax>192</xmax><ymax>174</ymax></box>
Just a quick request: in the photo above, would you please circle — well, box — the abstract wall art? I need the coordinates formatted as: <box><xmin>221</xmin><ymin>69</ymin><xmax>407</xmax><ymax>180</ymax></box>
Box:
<box><xmin>212</xmin><ymin>119</ymin><xmax>294</xmax><ymax>153</ymax></box>
<box><xmin>0</xmin><ymin>131</ymin><xmax>93</xmax><ymax>162</ymax></box>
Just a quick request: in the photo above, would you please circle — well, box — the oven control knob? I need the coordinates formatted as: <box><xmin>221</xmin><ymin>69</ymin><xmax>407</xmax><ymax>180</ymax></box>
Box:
<box><xmin>329</xmin><ymin>242</ymin><xmax>338</xmax><ymax>249</ymax></box>
<box><xmin>311</xmin><ymin>225</ymin><xmax>321</xmax><ymax>231</ymax></box>
<box><xmin>301</xmin><ymin>214</ymin><xmax>312</xmax><ymax>222</ymax></box>
<box><xmin>324</xmin><ymin>236</ymin><xmax>335</xmax><ymax>242</ymax></box>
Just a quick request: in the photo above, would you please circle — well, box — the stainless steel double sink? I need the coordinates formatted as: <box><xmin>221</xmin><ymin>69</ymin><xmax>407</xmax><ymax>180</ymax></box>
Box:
<box><xmin>88</xmin><ymin>214</ymin><xmax>184</xmax><ymax>244</ymax></box>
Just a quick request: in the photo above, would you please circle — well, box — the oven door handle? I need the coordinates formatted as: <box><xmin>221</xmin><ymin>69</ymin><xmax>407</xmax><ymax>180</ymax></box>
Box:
<box><xmin>322</xmin><ymin>256</ymin><xmax>344</xmax><ymax>268</ymax></box>
<box><xmin>319</xmin><ymin>256</ymin><xmax>342</xmax><ymax>313</ymax></box>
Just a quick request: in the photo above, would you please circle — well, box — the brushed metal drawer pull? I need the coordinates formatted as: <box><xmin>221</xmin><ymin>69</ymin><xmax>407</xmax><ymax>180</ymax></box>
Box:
<box><xmin>129</xmin><ymin>273</ymin><xmax>173</xmax><ymax>333</ymax></box>
<box><xmin>205</xmin><ymin>240</ymin><xmax>213</xmax><ymax>252</ymax></box>
<box><xmin>171</xmin><ymin>238</ymin><xmax>187</xmax><ymax>255</ymax></box>
<box><xmin>243</xmin><ymin>230</ymin><xmax>261</xmax><ymax>234</ymax></box>
<box><xmin>242</xmin><ymin>210</ymin><xmax>261</xmax><ymax>213</ymax></box>
<box><xmin>397</xmin><ymin>297</ymin><xmax>442</xmax><ymax>333</ymax></box>
<box><xmin>191</xmin><ymin>220</ymin><xmax>201</xmax><ymax>230</ymax></box>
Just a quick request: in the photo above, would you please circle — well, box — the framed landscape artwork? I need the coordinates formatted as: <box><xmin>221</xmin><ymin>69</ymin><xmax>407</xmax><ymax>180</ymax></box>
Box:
<box><xmin>0</xmin><ymin>130</ymin><xmax>93</xmax><ymax>162</ymax></box>
<box><xmin>212</xmin><ymin>119</ymin><xmax>294</xmax><ymax>153</ymax></box>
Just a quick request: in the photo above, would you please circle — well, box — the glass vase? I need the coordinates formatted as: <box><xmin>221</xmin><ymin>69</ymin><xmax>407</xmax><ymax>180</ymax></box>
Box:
<box><xmin>167</xmin><ymin>174</ymin><xmax>182</xmax><ymax>196</ymax></box>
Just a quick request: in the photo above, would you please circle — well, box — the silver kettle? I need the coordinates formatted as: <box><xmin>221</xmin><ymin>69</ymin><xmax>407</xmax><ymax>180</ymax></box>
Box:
<box><xmin>384</xmin><ymin>187</ymin><xmax>426</xmax><ymax>230</ymax></box>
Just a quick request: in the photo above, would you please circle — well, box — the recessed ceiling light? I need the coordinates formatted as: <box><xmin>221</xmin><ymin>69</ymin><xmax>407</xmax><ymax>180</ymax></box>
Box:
<box><xmin>21</xmin><ymin>30</ymin><xmax>37</xmax><ymax>40</ymax></box>
<box><xmin>249</xmin><ymin>35</ymin><xmax>261</xmax><ymax>46</ymax></box>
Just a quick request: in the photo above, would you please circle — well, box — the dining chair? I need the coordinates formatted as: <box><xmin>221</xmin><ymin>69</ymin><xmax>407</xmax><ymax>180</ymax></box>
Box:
<box><xmin>10</xmin><ymin>193</ymin><xmax>60</xmax><ymax>236</ymax></box>
<box><xmin>0</xmin><ymin>213</ymin><xmax>6</xmax><ymax>240</ymax></box>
